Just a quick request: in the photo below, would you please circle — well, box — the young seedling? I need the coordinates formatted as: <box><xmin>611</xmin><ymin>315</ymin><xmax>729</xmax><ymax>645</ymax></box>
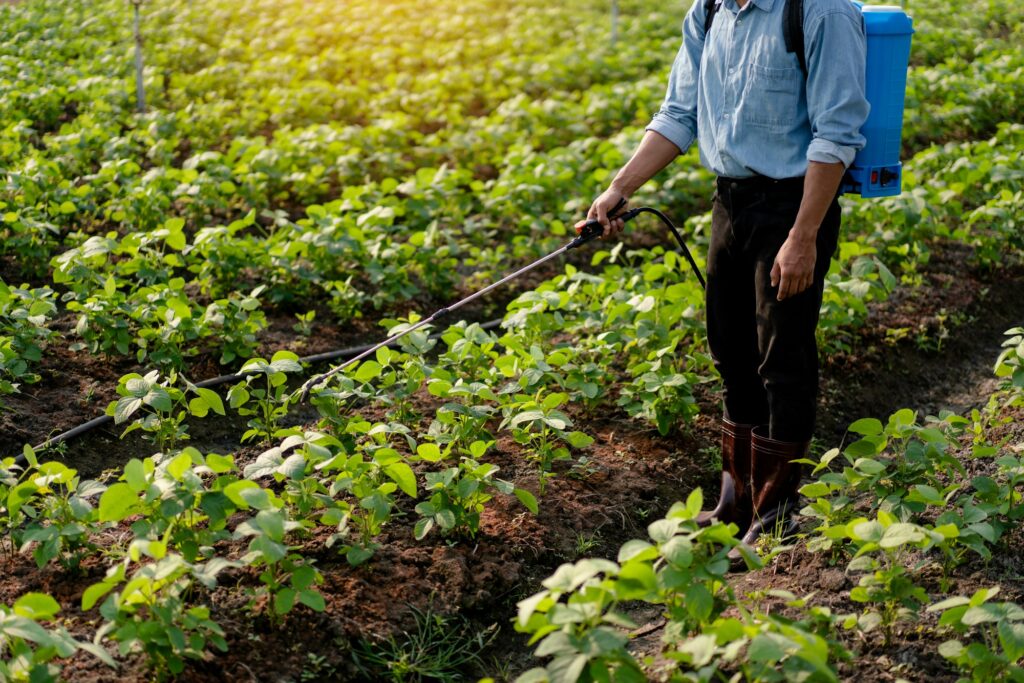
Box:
<box><xmin>107</xmin><ymin>370</ymin><xmax>225</xmax><ymax>453</ymax></box>
<box><xmin>228</xmin><ymin>350</ymin><xmax>303</xmax><ymax>443</ymax></box>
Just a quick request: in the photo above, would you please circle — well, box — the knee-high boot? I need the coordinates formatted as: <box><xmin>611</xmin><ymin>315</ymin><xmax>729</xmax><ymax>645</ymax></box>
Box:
<box><xmin>728</xmin><ymin>426</ymin><xmax>806</xmax><ymax>567</ymax></box>
<box><xmin>696</xmin><ymin>418</ymin><xmax>754</xmax><ymax>533</ymax></box>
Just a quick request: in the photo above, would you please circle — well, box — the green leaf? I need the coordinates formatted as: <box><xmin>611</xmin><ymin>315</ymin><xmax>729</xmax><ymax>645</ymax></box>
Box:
<box><xmin>384</xmin><ymin>462</ymin><xmax>417</xmax><ymax>497</ymax></box>
<box><xmin>436</xmin><ymin>508</ymin><xmax>457</xmax><ymax>529</ymax></box>
<box><xmin>648</xmin><ymin>519</ymin><xmax>679</xmax><ymax>544</ymax></box>
<box><xmin>748</xmin><ymin>634</ymin><xmax>786</xmax><ymax>663</ymax></box>
<box><xmin>353</xmin><ymin>360</ymin><xmax>382</xmax><ymax>383</ymax></box>
<box><xmin>82</xmin><ymin>581</ymin><xmax>116</xmax><ymax>611</ymax></box>
<box><xmin>998</xmin><ymin>620</ymin><xmax>1024</xmax><ymax>662</ymax></box>
<box><xmin>660</xmin><ymin>537</ymin><xmax>694</xmax><ymax>568</ymax></box>
<box><xmin>274</xmin><ymin>587</ymin><xmax>296</xmax><ymax>615</ymax></box>
<box><xmin>190</xmin><ymin>387</ymin><xmax>225</xmax><ymax>417</ymax></box>
<box><xmin>514</xmin><ymin>488</ymin><xmax>539</xmax><ymax>514</ymax></box>
<box><xmin>22</xmin><ymin>444</ymin><xmax>38</xmax><ymax>469</ymax></box>
<box><xmin>880</xmin><ymin>523</ymin><xmax>925</xmax><ymax>549</ymax></box>
<box><xmin>166</xmin><ymin>452</ymin><xmax>193</xmax><ymax>481</ymax></box>
<box><xmin>564</xmin><ymin>431</ymin><xmax>594</xmax><ymax>449</ymax></box>
<box><xmin>206</xmin><ymin>453</ymin><xmax>235</xmax><ymax>474</ymax></box>
<box><xmin>140</xmin><ymin>385</ymin><xmax>171</xmax><ymax>412</ymax></box>
<box><xmin>938</xmin><ymin>640</ymin><xmax>964</xmax><ymax>659</ymax></box>
<box><xmin>799</xmin><ymin>482</ymin><xmax>832</xmax><ymax>498</ymax></box>
<box><xmin>124</xmin><ymin>458</ymin><xmax>148</xmax><ymax>493</ymax></box>
<box><xmin>13</xmin><ymin>593</ymin><xmax>60</xmax><ymax>620</ymax></box>
<box><xmin>416</xmin><ymin>443</ymin><xmax>444</xmax><ymax>462</ymax></box>
<box><xmin>848</xmin><ymin>418</ymin><xmax>883</xmax><ymax>436</ymax></box>
<box><xmin>299</xmin><ymin>590</ymin><xmax>326</xmax><ymax>612</ymax></box>
<box><xmin>510</xmin><ymin>409</ymin><xmax>545</xmax><ymax>428</ymax></box>
<box><xmin>224</xmin><ymin>481</ymin><xmax>272</xmax><ymax>510</ymax></box>
<box><xmin>414</xmin><ymin>517</ymin><xmax>434</xmax><ymax>540</ymax></box>
<box><xmin>617</xmin><ymin>539</ymin><xmax>657</xmax><ymax>563</ymax></box>
<box><xmin>98</xmin><ymin>482</ymin><xmax>140</xmax><ymax>522</ymax></box>
<box><xmin>685</xmin><ymin>584</ymin><xmax>713</xmax><ymax>623</ymax></box>
<box><xmin>112</xmin><ymin>396</ymin><xmax>143</xmax><ymax>424</ymax></box>
<box><xmin>346</xmin><ymin>545</ymin><xmax>374</xmax><ymax>566</ymax></box>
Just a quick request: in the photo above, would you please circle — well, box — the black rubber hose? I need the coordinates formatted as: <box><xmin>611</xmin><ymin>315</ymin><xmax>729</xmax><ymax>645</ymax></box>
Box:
<box><xmin>11</xmin><ymin>318</ymin><xmax>504</xmax><ymax>468</ymax></box>
<box><xmin>618</xmin><ymin>206</ymin><xmax>706</xmax><ymax>290</ymax></box>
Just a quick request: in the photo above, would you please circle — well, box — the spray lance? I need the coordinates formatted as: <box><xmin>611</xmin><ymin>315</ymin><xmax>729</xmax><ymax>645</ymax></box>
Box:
<box><xmin>295</xmin><ymin>199</ymin><xmax>705</xmax><ymax>402</ymax></box>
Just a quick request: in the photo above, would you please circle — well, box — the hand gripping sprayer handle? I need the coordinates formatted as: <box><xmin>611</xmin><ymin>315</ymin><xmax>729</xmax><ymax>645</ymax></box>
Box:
<box><xmin>570</xmin><ymin>197</ymin><xmax>641</xmax><ymax>247</ymax></box>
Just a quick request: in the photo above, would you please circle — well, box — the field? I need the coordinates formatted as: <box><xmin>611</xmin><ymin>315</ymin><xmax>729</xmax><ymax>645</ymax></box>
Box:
<box><xmin>1</xmin><ymin>0</ymin><xmax>1023</xmax><ymax>681</ymax></box>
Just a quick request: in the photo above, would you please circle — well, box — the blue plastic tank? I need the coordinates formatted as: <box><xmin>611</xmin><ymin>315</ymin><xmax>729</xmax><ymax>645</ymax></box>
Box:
<box><xmin>841</xmin><ymin>4</ymin><xmax>914</xmax><ymax>198</ymax></box>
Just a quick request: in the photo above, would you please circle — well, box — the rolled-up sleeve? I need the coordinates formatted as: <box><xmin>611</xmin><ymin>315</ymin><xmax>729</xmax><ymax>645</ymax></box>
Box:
<box><xmin>804</xmin><ymin>8</ymin><xmax>870</xmax><ymax>167</ymax></box>
<box><xmin>645</xmin><ymin>0</ymin><xmax>707</xmax><ymax>154</ymax></box>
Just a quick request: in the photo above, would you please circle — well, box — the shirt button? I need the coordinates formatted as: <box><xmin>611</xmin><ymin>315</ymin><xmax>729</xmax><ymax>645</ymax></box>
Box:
<box><xmin>723</xmin><ymin>113</ymin><xmax>731</xmax><ymax>118</ymax></box>
<box><xmin>728</xmin><ymin>67</ymin><xmax>735</xmax><ymax>74</ymax></box>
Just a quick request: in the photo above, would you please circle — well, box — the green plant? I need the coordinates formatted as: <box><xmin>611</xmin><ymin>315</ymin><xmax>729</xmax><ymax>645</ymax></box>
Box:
<box><xmin>16</xmin><ymin>461</ymin><xmax>105</xmax><ymax>571</ymax></box>
<box><xmin>107</xmin><ymin>370</ymin><xmax>226</xmax><ymax>453</ymax></box>
<box><xmin>929</xmin><ymin>587</ymin><xmax>1024</xmax><ymax>683</ymax></box>
<box><xmin>228</xmin><ymin>350</ymin><xmax>304</xmax><ymax>442</ymax></box>
<box><xmin>425</xmin><ymin>376</ymin><xmax>498</xmax><ymax>449</ymax></box>
<box><xmin>0</xmin><ymin>593</ymin><xmax>115</xmax><ymax>682</ymax></box>
<box><xmin>800</xmin><ymin>410</ymin><xmax>967</xmax><ymax>552</ymax></box>
<box><xmin>664</xmin><ymin>598</ymin><xmax>850</xmax><ymax>683</ymax></box>
<box><xmin>515</xmin><ymin>490</ymin><xmax>761</xmax><ymax>682</ymax></box>
<box><xmin>233</xmin><ymin>508</ymin><xmax>326</xmax><ymax>622</ymax></box>
<box><xmin>840</xmin><ymin>511</ymin><xmax>956</xmax><ymax>645</ymax></box>
<box><xmin>995</xmin><ymin>327</ymin><xmax>1024</xmax><ymax>406</ymax></box>
<box><xmin>293</xmin><ymin>310</ymin><xmax>316</xmax><ymax>337</ymax></box>
<box><xmin>0</xmin><ymin>279</ymin><xmax>56</xmax><ymax>401</ymax></box>
<box><xmin>353</xmin><ymin>604</ymin><xmax>496</xmax><ymax>682</ymax></box>
<box><xmin>319</xmin><ymin>442</ymin><xmax>417</xmax><ymax>566</ymax></box>
<box><xmin>573</xmin><ymin>531</ymin><xmax>601</xmax><ymax>558</ymax></box>
<box><xmin>300</xmin><ymin>652</ymin><xmax>337</xmax><ymax>681</ymax></box>
<box><xmin>413</xmin><ymin>440</ymin><xmax>538</xmax><ymax>540</ymax></box>
<box><xmin>88</xmin><ymin>552</ymin><xmax>231</xmax><ymax>679</ymax></box>
<box><xmin>499</xmin><ymin>391</ymin><xmax>593</xmax><ymax>493</ymax></box>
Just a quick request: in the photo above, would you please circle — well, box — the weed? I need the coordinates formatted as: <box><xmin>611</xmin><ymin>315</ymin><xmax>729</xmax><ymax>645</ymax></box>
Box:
<box><xmin>353</xmin><ymin>605</ymin><xmax>496</xmax><ymax>682</ymax></box>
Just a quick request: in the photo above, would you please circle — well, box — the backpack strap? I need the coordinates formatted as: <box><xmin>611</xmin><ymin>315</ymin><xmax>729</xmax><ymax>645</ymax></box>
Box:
<box><xmin>782</xmin><ymin>0</ymin><xmax>808</xmax><ymax>76</ymax></box>
<box><xmin>704</xmin><ymin>0</ymin><xmax>720</xmax><ymax>35</ymax></box>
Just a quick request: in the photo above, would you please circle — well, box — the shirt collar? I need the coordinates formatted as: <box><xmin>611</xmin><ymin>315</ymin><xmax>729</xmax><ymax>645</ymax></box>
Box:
<box><xmin>747</xmin><ymin>0</ymin><xmax>776</xmax><ymax>12</ymax></box>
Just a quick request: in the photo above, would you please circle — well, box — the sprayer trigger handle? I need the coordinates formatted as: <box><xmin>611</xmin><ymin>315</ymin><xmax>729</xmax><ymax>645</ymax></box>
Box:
<box><xmin>575</xmin><ymin>196</ymin><xmax>628</xmax><ymax>238</ymax></box>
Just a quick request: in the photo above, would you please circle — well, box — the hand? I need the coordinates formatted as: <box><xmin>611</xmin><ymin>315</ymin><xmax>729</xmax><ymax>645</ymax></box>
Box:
<box><xmin>771</xmin><ymin>233</ymin><xmax>816</xmax><ymax>301</ymax></box>
<box><xmin>575</xmin><ymin>187</ymin><xmax>629</xmax><ymax>240</ymax></box>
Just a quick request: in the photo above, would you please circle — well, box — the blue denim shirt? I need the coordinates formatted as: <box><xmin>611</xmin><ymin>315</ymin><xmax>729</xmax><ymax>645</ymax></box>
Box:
<box><xmin>646</xmin><ymin>0</ymin><xmax>870</xmax><ymax>179</ymax></box>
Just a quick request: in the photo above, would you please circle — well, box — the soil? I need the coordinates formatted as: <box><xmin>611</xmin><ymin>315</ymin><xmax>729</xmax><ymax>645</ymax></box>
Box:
<box><xmin>2</xmin><ymin>240</ymin><xmax>1022</xmax><ymax>682</ymax></box>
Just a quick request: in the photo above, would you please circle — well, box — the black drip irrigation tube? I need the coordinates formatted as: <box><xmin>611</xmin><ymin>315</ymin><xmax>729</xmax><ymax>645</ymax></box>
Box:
<box><xmin>11</xmin><ymin>319</ymin><xmax>504</xmax><ymax>468</ymax></box>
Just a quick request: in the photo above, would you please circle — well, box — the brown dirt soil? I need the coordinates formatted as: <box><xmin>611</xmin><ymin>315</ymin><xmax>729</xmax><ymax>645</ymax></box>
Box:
<box><xmin>2</xmin><ymin>241</ymin><xmax>1022</xmax><ymax>681</ymax></box>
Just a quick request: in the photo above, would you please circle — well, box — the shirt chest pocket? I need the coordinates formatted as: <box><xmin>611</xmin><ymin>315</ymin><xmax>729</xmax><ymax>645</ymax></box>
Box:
<box><xmin>740</xmin><ymin>62</ymin><xmax>803</xmax><ymax>131</ymax></box>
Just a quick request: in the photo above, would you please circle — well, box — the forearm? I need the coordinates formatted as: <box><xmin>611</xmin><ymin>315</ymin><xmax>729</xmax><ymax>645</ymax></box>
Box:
<box><xmin>610</xmin><ymin>130</ymin><xmax>682</xmax><ymax>198</ymax></box>
<box><xmin>790</xmin><ymin>160</ymin><xmax>845</xmax><ymax>242</ymax></box>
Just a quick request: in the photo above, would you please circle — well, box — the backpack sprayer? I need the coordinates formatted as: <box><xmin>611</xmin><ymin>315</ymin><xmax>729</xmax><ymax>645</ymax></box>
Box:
<box><xmin>297</xmin><ymin>200</ymin><xmax>705</xmax><ymax>401</ymax></box>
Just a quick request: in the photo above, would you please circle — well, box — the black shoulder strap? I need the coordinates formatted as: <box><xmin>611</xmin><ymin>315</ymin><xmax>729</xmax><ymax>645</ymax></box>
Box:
<box><xmin>783</xmin><ymin>0</ymin><xmax>808</xmax><ymax>76</ymax></box>
<box><xmin>704</xmin><ymin>0</ymin><xmax>720</xmax><ymax>35</ymax></box>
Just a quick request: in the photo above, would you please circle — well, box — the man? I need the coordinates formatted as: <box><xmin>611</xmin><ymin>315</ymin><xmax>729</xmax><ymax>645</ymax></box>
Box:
<box><xmin>577</xmin><ymin>0</ymin><xmax>869</xmax><ymax>558</ymax></box>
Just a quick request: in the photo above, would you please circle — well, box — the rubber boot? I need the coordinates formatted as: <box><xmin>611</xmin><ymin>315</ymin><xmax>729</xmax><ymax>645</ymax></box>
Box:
<box><xmin>728</xmin><ymin>426</ymin><xmax>807</xmax><ymax>570</ymax></box>
<box><xmin>696</xmin><ymin>418</ymin><xmax>754</xmax><ymax>534</ymax></box>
